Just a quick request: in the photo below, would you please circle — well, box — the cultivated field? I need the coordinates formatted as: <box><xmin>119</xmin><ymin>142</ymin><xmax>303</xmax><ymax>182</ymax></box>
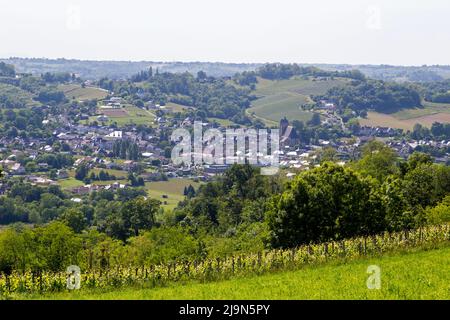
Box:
<box><xmin>92</xmin><ymin>105</ymin><xmax>156</xmax><ymax>126</ymax></box>
<box><xmin>254</xmin><ymin>77</ymin><xmax>347</xmax><ymax>96</ymax></box>
<box><xmin>57</xmin><ymin>177</ymin><xmax>85</xmax><ymax>189</ymax></box>
<box><xmin>164</xmin><ymin>102</ymin><xmax>190</xmax><ymax>113</ymax></box>
<box><xmin>393</xmin><ymin>101</ymin><xmax>450</xmax><ymax>120</ymax></box>
<box><xmin>100</xmin><ymin>108</ymin><xmax>128</xmax><ymax>117</ymax></box>
<box><xmin>249</xmin><ymin>92</ymin><xmax>312</xmax><ymax>123</ymax></box>
<box><xmin>360</xmin><ymin>100</ymin><xmax>450</xmax><ymax>130</ymax></box>
<box><xmin>248</xmin><ymin>77</ymin><xmax>347</xmax><ymax>124</ymax></box>
<box><xmin>207</xmin><ymin>117</ymin><xmax>236</xmax><ymax>127</ymax></box>
<box><xmin>59</xmin><ymin>84</ymin><xmax>109</xmax><ymax>101</ymax></box>
<box><xmin>361</xmin><ymin>110</ymin><xmax>450</xmax><ymax>131</ymax></box>
<box><xmin>19</xmin><ymin>245</ymin><xmax>450</xmax><ymax>300</ymax></box>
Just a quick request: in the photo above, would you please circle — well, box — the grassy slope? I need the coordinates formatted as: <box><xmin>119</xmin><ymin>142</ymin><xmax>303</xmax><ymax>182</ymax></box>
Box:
<box><xmin>145</xmin><ymin>178</ymin><xmax>202</xmax><ymax>211</ymax></box>
<box><xmin>57</xmin><ymin>174</ymin><xmax>200</xmax><ymax>209</ymax></box>
<box><xmin>164</xmin><ymin>102</ymin><xmax>190</xmax><ymax>113</ymax></box>
<box><xmin>30</xmin><ymin>245</ymin><xmax>450</xmax><ymax>300</ymax></box>
<box><xmin>90</xmin><ymin>105</ymin><xmax>156</xmax><ymax>127</ymax></box>
<box><xmin>207</xmin><ymin>117</ymin><xmax>236</xmax><ymax>127</ymax></box>
<box><xmin>248</xmin><ymin>77</ymin><xmax>347</xmax><ymax>124</ymax></box>
<box><xmin>393</xmin><ymin>101</ymin><xmax>450</xmax><ymax>120</ymax></box>
<box><xmin>59</xmin><ymin>84</ymin><xmax>108</xmax><ymax>101</ymax></box>
<box><xmin>360</xmin><ymin>101</ymin><xmax>450</xmax><ymax>130</ymax></box>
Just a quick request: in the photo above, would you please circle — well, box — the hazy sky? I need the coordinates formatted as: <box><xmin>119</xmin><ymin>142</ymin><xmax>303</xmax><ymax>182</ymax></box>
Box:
<box><xmin>1</xmin><ymin>0</ymin><xmax>449</xmax><ymax>65</ymax></box>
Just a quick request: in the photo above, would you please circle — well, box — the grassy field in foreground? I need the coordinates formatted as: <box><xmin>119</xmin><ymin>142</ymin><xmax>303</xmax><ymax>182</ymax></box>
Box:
<box><xmin>27</xmin><ymin>245</ymin><xmax>450</xmax><ymax>300</ymax></box>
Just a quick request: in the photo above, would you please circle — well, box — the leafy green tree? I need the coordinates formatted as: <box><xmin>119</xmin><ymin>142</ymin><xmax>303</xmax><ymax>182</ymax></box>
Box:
<box><xmin>317</xmin><ymin>146</ymin><xmax>338</xmax><ymax>163</ymax></box>
<box><xmin>98</xmin><ymin>170</ymin><xmax>110</xmax><ymax>181</ymax></box>
<box><xmin>352</xmin><ymin>141</ymin><xmax>398</xmax><ymax>182</ymax></box>
<box><xmin>25</xmin><ymin>161</ymin><xmax>38</xmax><ymax>173</ymax></box>
<box><xmin>381</xmin><ymin>177</ymin><xmax>415</xmax><ymax>230</ymax></box>
<box><xmin>426</xmin><ymin>196</ymin><xmax>450</xmax><ymax>225</ymax></box>
<box><xmin>75</xmin><ymin>164</ymin><xmax>89</xmax><ymax>181</ymax></box>
<box><xmin>400</xmin><ymin>152</ymin><xmax>433</xmax><ymax>176</ymax></box>
<box><xmin>128</xmin><ymin>227</ymin><xmax>199</xmax><ymax>264</ymax></box>
<box><xmin>266</xmin><ymin>162</ymin><xmax>386</xmax><ymax>248</ymax></box>
<box><xmin>0</xmin><ymin>62</ymin><xmax>15</xmax><ymax>77</ymax></box>
<box><xmin>308</xmin><ymin>113</ymin><xmax>321</xmax><ymax>126</ymax></box>
<box><xmin>185</xmin><ymin>185</ymin><xmax>196</xmax><ymax>198</ymax></box>
<box><xmin>121</xmin><ymin>197</ymin><xmax>160</xmax><ymax>236</ymax></box>
<box><xmin>34</xmin><ymin>222</ymin><xmax>82</xmax><ymax>272</ymax></box>
<box><xmin>0</xmin><ymin>229</ymin><xmax>21</xmax><ymax>274</ymax></box>
<box><xmin>60</xmin><ymin>208</ymin><xmax>88</xmax><ymax>233</ymax></box>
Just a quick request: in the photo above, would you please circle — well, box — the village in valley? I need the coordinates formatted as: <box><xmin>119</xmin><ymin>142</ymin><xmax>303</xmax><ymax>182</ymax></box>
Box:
<box><xmin>1</xmin><ymin>67</ymin><xmax>449</xmax><ymax>208</ymax></box>
<box><xmin>2</xmin><ymin>0</ymin><xmax>450</xmax><ymax>302</ymax></box>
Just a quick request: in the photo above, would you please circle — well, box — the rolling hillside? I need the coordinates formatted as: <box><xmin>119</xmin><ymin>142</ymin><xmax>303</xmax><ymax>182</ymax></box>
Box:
<box><xmin>248</xmin><ymin>77</ymin><xmax>348</xmax><ymax>124</ymax></box>
<box><xmin>58</xmin><ymin>84</ymin><xmax>109</xmax><ymax>101</ymax></box>
<box><xmin>360</xmin><ymin>101</ymin><xmax>450</xmax><ymax>130</ymax></box>
<box><xmin>0</xmin><ymin>83</ymin><xmax>38</xmax><ymax>108</ymax></box>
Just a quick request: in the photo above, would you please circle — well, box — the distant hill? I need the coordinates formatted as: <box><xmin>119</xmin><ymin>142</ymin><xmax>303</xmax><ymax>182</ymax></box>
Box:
<box><xmin>0</xmin><ymin>58</ymin><xmax>260</xmax><ymax>80</ymax></box>
<box><xmin>307</xmin><ymin>63</ymin><xmax>450</xmax><ymax>82</ymax></box>
<box><xmin>2</xmin><ymin>58</ymin><xmax>450</xmax><ymax>82</ymax></box>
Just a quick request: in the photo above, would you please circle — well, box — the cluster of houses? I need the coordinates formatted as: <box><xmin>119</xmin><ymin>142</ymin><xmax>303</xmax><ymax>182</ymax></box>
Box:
<box><xmin>0</xmin><ymin>94</ymin><xmax>449</xmax><ymax>199</ymax></box>
<box><xmin>357</xmin><ymin>126</ymin><xmax>402</xmax><ymax>137</ymax></box>
<box><xmin>387</xmin><ymin>139</ymin><xmax>450</xmax><ymax>163</ymax></box>
<box><xmin>71</xmin><ymin>181</ymin><xmax>127</xmax><ymax>195</ymax></box>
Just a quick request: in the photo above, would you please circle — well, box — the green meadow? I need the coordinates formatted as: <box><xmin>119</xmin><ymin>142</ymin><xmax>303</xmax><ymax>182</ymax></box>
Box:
<box><xmin>58</xmin><ymin>84</ymin><xmax>109</xmax><ymax>101</ymax></box>
<box><xmin>145</xmin><ymin>178</ymin><xmax>202</xmax><ymax>211</ymax></box>
<box><xmin>23</xmin><ymin>245</ymin><xmax>450</xmax><ymax>300</ymax></box>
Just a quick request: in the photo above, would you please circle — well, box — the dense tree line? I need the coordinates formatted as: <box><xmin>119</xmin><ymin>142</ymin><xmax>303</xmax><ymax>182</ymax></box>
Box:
<box><xmin>176</xmin><ymin>143</ymin><xmax>450</xmax><ymax>249</ymax></box>
<box><xmin>419</xmin><ymin>79</ymin><xmax>450</xmax><ymax>103</ymax></box>
<box><xmin>41</xmin><ymin>72</ymin><xmax>76</xmax><ymax>83</ymax></box>
<box><xmin>316</xmin><ymin>79</ymin><xmax>421</xmax><ymax>113</ymax></box>
<box><xmin>0</xmin><ymin>62</ymin><xmax>15</xmax><ymax>77</ymax></box>
<box><xmin>0</xmin><ymin>106</ymin><xmax>50</xmax><ymax>139</ymax></box>
<box><xmin>267</xmin><ymin>144</ymin><xmax>450</xmax><ymax>248</ymax></box>
<box><xmin>256</xmin><ymin>63</ymin><xmax>366</xmax><ymax>81</ymax></box>
<box><xmin>233</xmin><ymin>71</ymin><xmax>258</xmax><ymax>88</ymax></box>
<box><xmin>411</xmin><ymin>122</ymin><xmax>450</xmax><ymax>140</ymax></box>
<box><xmin>289</xmin><ymin>118</ymin><xmax>349</xmax><ymax>145</ymax></box>
<box><xmin>112</xmin><ymin>140</ymin><xmax>140</xmax><ymax>160</ymax></box>
<box><xmin>0</xmin><ymin>179</ymin><xmax>153</xmax><ymax>237</ymax></box>
<box><xmin>0</xmin><ymin>144</ymin><xmax>449</xmax><ymax>271</ymax></box>
<box><xmin>101</xmin><ymin>71</ymin><xmax>254</xmax><ymax>124</ymax></box>
<box><xmin>89</xmin><ymin>170</ymin><xmax>117</xmax><ymax>182</ymax></box>
<box><xmin>0</xmin><ymin>83</ymin><xmax>36</xmax><ymax>109</ymax></box>
<box><xmin>35</xmin><ymin>87</ymin><xmax>66</xmax><ymax>105</ymax></box>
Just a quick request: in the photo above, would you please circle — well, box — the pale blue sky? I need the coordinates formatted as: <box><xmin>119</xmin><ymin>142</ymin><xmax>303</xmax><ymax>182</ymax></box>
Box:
<box><xmin>1</xmin><ymin>0</ymin><xmax>449</xmax><ymax>65</ymax></box>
